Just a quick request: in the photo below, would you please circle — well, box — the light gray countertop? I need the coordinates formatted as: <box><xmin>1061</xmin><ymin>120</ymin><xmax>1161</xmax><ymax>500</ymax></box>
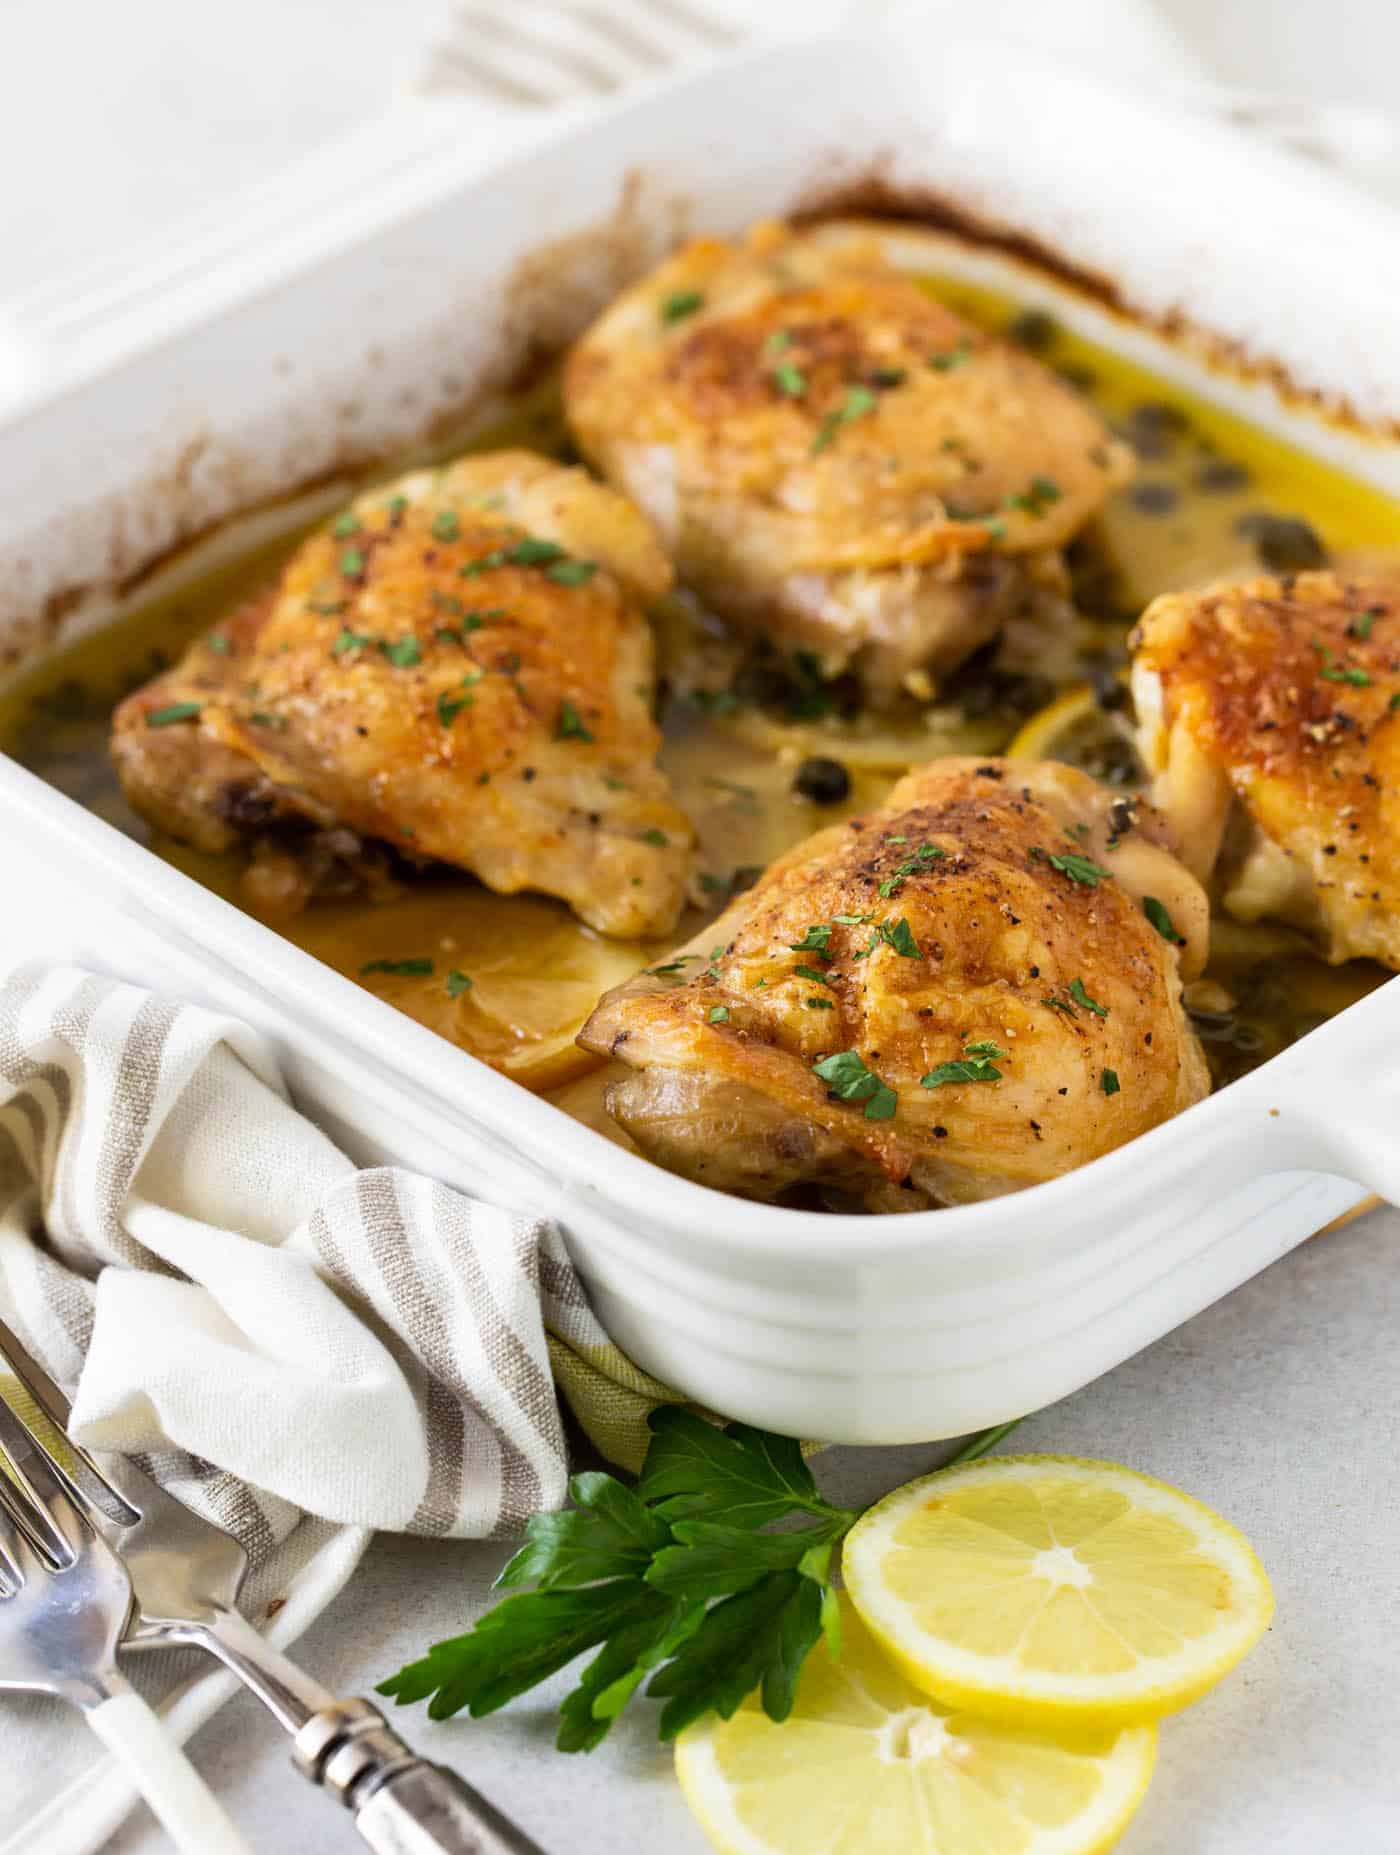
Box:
<box><xmin>106</xmin><ymin>1203</ymin><xmax>1400</xmax><ymax>1854</ymax></box>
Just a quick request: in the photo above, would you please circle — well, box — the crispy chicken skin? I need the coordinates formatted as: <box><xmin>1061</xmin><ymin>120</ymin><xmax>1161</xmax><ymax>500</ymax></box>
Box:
<box><xmin>563</xmin><ymin>221</ymin><xmax>1133</xmax><ymax>706</ymax></box>
<box><xmin>1132</xmin><ymin>571</ymin><xmax>1400</xmax><ymax>966</ymax></box>
<box><xmin>112</xmin><ymin>452</ymin><xmax>694</xmax><ymax>939</ymax></box>
<box><xmin>579</xmin><ymin>757</ymin><xmax>1208</xmax><ymax>1209</ymax></box>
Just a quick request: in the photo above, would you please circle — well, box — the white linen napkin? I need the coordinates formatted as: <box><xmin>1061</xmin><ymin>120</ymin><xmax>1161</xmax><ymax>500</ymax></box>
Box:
<box><xmin>0</xmin><ymin>961</ymin><xmax>675</xmax><ymax>1854</ymax></box>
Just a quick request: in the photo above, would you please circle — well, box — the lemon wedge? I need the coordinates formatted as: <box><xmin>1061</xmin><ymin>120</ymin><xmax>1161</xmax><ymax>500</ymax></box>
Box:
<box><xmin>675</xmin><ymin>1595</ymin><xmax>1156</xmax><ymax>1855</ymax></box>
<box><xmin>843</xmin><ymin>1455</ymin><xmax>1273</xmax><ymax>1729</ymax></box>
<box><xmin>1005</xmin><ymin>681</ymin><xmax>1143</xmax><ymax>783</ymax></box>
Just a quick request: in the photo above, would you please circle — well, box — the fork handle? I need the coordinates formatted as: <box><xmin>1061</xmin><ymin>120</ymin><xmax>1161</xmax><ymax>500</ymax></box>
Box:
<box><xmin>86</xmin><ymin>1680</ymin><xmax>254</xmax><ymax>1855</ymax></box>
<box><xmin>295</xmin><ymin>1699</ymin><xmax>550</xmax><ymax>1854</ymax></box>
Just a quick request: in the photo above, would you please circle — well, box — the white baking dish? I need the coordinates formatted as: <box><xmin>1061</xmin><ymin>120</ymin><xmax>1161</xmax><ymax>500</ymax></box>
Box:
<box><xmin>4</xmin><ymin>25</ymin><xmax>1400</xmax><ymax>1445</ymax></box>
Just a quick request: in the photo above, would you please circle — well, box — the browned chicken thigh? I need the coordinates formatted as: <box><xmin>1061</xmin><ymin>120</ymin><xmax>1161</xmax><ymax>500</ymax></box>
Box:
<box><xmin>112</xmin><ymin>451</ymin><xmax>694</xmax><ymax>939</ymax></box>
<box><xmin>1132</xmin><ymin>570</ymin><xmax>1400</xmax><ymax>967</ymax></box>
<box><xmin>564</xmin><ymin>221</ymin><xmax>1133</xmax><ymax>707</ymax></box>
<box><xmin>580</xmin><ymin>757</ymin><xmax>1208</xmax><ymax>1209</ymax></box>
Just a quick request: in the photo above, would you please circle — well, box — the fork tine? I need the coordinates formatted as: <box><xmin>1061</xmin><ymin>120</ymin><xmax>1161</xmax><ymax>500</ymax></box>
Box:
<box><xmin>0</xmin><ymin>1313</ymin><xmax>137</xmax><ymax>1525</ymax></box>
<box><xmin>0</xmin><ymin>1470</ymin><xmax>48</xmax><ymax>1579</ymax></box>
<box><xmin>0</xmin><ymin>1311</ymin><xmax>73</xmax><ymax>1430</ymax></box>
<box><xmin>0</xmin><ymin>1398</ymin><xmax>78</xmax><ymax>1565</ymax></box>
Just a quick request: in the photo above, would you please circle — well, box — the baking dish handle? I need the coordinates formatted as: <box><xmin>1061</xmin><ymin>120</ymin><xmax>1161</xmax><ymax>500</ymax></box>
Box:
<box><xmin>1262</xmin><ymin>1071</ymin><xmax>1400</xmax><ymax>1209</ymax></box>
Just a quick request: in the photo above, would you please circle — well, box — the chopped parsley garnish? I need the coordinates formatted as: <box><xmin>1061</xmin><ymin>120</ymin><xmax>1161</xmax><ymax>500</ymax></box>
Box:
<box><xmin>430</xmin><ymin>511</ymin><xmax>461</xmax><ymax>542</ymax></box>
<box><xmin>382</xmin><ymin>636</ymin><xmax>422</xmax><ymax>668</ymax></box>
<box><xmin>339</xmin><ymin>547</ymin><xmax>367</xmax><ymax>578</ymax></box>
<box><xmin>790</xmin><ymin>924</ymin><xmax>834</xmax><ymax>955</ymax></box>
<box><xmin>1349</xmin><ymin>606</ymin><xmax>1382</xmax><ymax>640</ymax></box>
<box><xmin>810</xmin><ymin>385</ymin><xmax>877</xmax><ymax>455</ymax></box>
<box><xmin>508</xmin><ymin>536</ymin><xmax>566</xmax><ymax>566</ymax></box>
<box><xmin>869</xmin><ymin>366</ymin><xmax>907</xmax><ymax>389</ymax></box>
<box><xmin>1042</xmin><ymin>994</ymin><xmax>1078</xmax><ymax>1018</ymax></box>
<box><xmin>437</xmin><ymin>689</ymin><xmax>474</xmax><ymax>728</ymax></box>
<box><xmin>207</xmin><ymin>633</ymin><xmax>231</xmax><ymax>654</ymax></box>
<box><xmin>332</xmin><ymin>512</ymin><xmax>360</xmax><ymax>539</ymax></box>
<box><xmin>929</xmin><ymin>339</ymin><xmax>972</xmax><ymax>372</ymax></box>
<box><xmin>661</xmin><ymin>289</ymin><xmax>704</xmax><ymax>324</ymax></box>
<box><xmin>361</xmin><ymin>958</ymin><xmax>434</xmax><ymax>978</ymax></box>
<box><xmin>833</xmin><ymin>911</ymin><xmax>873</xmax><ymax>925</ymax></box>
<box><xmin>1321</xmin><ymin>663</ymin><xmax>1371</xmax><ymax>686</ymax></box>
<box><xmin>920</xmin><ymin>1038</ymin><xmax>1006</xmax><ymax>1086</ymax></box>
<box><xmin>647</xmin><ymin>956</ymin><xmax>697</xmax><ymax>977</ymax></box>
<box><xmin>248</xmin><ymin>711</ymin><xmax>286</xmax><ymax>730</ymax></box>
<box><xmin>1007</xmin><ymin>475</ymin><xmax>1062</xmax><ymax>517</ymax></box>
<box><xmin>385</xmin><ymin>494</ymin><xmax>409</xmax><ymax>526</ymax></box>
<box><xmin>1143</xmin><ymin>896</ymin><xmax>1184</xmax><ymax>944</ymax></box>
<box><xmin>642</xmin><ymin>828</ymin><xmax>671</xmax><ymax>848</ymax></box>
<box><xmin>773</xmin><ymin>362</ymin><xmax>807</xmax><ymax>398</ymax></box>
<box><xmin>1067</xmin><ymin>977</ymin><xmax>1109</xmax><ymax>1017</ymax></box>
<box><xmin>546</xmin><ymin>558</ymin><xmax>598</xmax><ymax>586</ymax></box>
<box><xmin>878</xmin><ymin>842</ymin><xmax>945</xmax><ymax>898</ymax></box>
<box><xmin>1032</xmin><ymin>846</ymin><xmax>1111</xmax><ymax>887</ymax></box>
<box><xmin>812</xmin><ymin>1050</ymin><xmax>897</xmax><ymax>1121</ymax></box>
<box><xmin>556</xmin><ymin>700</ymin><xmax>594</xmax><ymax>742</ymax></box>
<box><xmin>765</xmin><ymin>329</ymin><xmax>793</xmax><ymax>353</ymax></box>
<box><xmin>1391</xmin><ymin>692</ymin><xmax>1400</xmax><ymax>712</ymax></box>
<box><xmin>806</xmin><ymin>997</ymin><xmax>835</xmax><ymax>1010</ymax></box>
<box><xmin>877</xmin><ymin>917</ymin><xmax>920</xmax><ymax>958</ymax></box>
<box><xmin>1101</xmin><ymin>1068</ymin><xmax>1121</xmax><ymax>1096</ymax></box>
<box><xmin>793</xmin><ymin>965</ymin><xmax>833</xmax><ymax>987</ymax></box>
<box><xmin>707</xmin><ymin>1005</ymin><xmax>730</xmax><ymax>1024</ymax></box>
<box><xmin>332</xmin><ymin>628</ymin><xmax>376</xmax><ymax>656</ymax></box>
<box><xmin>446</xmin><ymin>971</ymin><xmax>473</xmax><ymax>998</ymax></box>
<box><xmin>145</xmin><ymin>701</ymin><xmax>202</xmax><ymax>728</ymax></box>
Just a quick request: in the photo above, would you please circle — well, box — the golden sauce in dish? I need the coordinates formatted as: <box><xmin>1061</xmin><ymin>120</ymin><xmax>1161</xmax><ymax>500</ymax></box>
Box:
<box><xmin>2</xmin><ymin>278</ymin><xmax>1396</xmax><ymax>1129</ymax></box>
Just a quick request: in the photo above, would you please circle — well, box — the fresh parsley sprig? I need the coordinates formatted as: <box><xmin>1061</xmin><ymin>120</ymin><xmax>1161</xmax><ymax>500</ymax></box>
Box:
<box><xmin>377</xmin><ymin>1408</ymin><xmax>1019</xmax><ymax>1751</ymax></box>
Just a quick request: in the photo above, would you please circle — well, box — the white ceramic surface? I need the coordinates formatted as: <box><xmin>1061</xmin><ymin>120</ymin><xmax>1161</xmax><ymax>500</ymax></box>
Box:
<box><xmin>3</xmin><ymin>29</ymin><xmax>1399</xmax><ymax>1447</ymax></box>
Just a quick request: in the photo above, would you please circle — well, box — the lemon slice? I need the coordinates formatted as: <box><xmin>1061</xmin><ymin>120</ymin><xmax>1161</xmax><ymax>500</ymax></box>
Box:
<box><xmin>1006</xmin><ymin>682</ymin><xmax>1143</xmax><ymax>784</ymax></box>
<box><xmin>675</xmin><ymin>1595</ymin><xmax>1156</xmax><ymax>1855</ymax></box>
<box><xmin>294</xmin><ymin>885</ymin><xmax>652</xmax><ymax>1091</ymax></box>
<box><xmin>844</xmin><ymin>1456</ymin><xmax>1273</xmax><ymax>1729</ymax></box>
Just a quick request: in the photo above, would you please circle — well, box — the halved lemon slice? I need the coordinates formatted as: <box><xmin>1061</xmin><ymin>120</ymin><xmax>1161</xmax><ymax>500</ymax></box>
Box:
<box><xmin>675</xmin><ymin>1595</ymin><xmax>1156</xmax><ymax>1855</ymax></box>
<box><xmin>844</xmin><ymin>1456</ymin><xmax>1273</xmax><ymax>1729</ymax></box>
<box><xmin>296</xmin><ymin>885</ymin><xmax>652</xmax><ymax>1090</ymax></box>
<box><xmin>1006</xmin><ymin>681</ymin><xmax>1143</xmax><ymax>784</ymax></box>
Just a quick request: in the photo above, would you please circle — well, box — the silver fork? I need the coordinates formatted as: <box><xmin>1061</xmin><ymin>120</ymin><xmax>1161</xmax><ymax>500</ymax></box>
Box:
<box><xmin>0</xmin><ymin>1315</ymin><xmax>549</xmax><ymax>1855</ymax></box>
<box><xmin>0</xmin><ymin>1433</ymin><xmax>252</xmax><ymax>1855</ymax></box>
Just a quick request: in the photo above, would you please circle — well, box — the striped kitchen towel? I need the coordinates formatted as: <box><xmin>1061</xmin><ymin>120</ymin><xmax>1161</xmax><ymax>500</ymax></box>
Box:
<box><xmin>0</xmin><ymin>962</ymin><xmax>680</xmax><ymax>1569</ymax></box>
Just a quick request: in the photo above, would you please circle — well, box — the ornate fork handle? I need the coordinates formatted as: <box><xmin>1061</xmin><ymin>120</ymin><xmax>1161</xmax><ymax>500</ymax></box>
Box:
<box><xmin>162</xmin><ymin>1604</ymin><xmax>548</xmax><ymax>1854</ymax></box>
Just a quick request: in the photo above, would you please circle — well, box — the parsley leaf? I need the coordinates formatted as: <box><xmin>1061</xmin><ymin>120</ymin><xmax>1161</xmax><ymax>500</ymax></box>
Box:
<box><xmin>431</xmin><ymin>510</ymin><xmax>462</xmax><ymax>542</ymax></box>
<box><xmin>1032</xmin><ymin>846</ymin><xmax>1111</xmax><ymax>887</ymax></box>
<box><xmin>361</xmin><ymin>957</ymin><xmax>433</xmax><ymax>977</ymax></box>
<box><xmin>812</xmin><ymin>1049</ymin><xmax>897</xmax><ymax>1120</ymax></box>
<box><xmin>381</xmin><ymin>636</ymin><xmax>422</xmax><ymax>668</ymax></box>
<box><xmin>878</xmin><ymin>917</ymin><xmax>920</xmax><ymax>957</ymax></box>
<box><xmin>1143</xmin><ymin>896</ymin><xmax>1184</xmax><ymax>944</ymax></box>
<box><xmin>546</xmin><ymin>559</ymin><xmax>598</xmax><ymax>586</ymax></box>
<box><xmin>810</xmin><ymin>385</ymin><xmax>878</xmax><ymax>455</ymax></box>
<box><xmin>878</xmin><ymin>842</ymin><xmax>945</xmax><ymax>898</ymax></box>
<box><xmin>789</xmin><ymin>925</ymin><xmax>834</xmax><ymax>955</ymax></box>
<box><xmin>376</xmin><ymin>1407</ymin><xmax>1020</xmax><ymax>1751</ymax></box>
<box><xmin>920</xmin><ymin>1040</ymin><xmax>1006</xmax><ymax>1087</ymax></box>
<box><xmin>793</xmin><ymin>964</ymin><xmax>833</xmax><ymax>986</ymax></box>
<box><xmin>1101</xmin><ymin>1068</ymin><xmax>1121</xmax><ymax>1096</ymax></box>
<box><xmin>446</xmin><ymin>971</ymin><xmax>472</xmax><ymax>997</ymax></box>
<box><xmin>661</xmin><ymin>289</ymin><xmax>704</xmax><ymax>324</ymax></box>
<box><xmin>145</xmin><ymin>701</ymin><xmax>202</xmax><ymax>728</ymax></box>
<box><xmin>929</xmin><ymin>339</ymin><xmax>972</xmax><ymax>372</ymax></box>
<box><xmin>707</xmin><ymin>1005</ymin><xmax>730</xmax><ymax>1024</ymax></box>
<box><xmin>556</xmin><ymin>700</ymin><xmax>594</xmax><ymax>742</ymax></box>
<box><xmin>773</xmin><ymin>362</ymin><xmax>807</xmax><ymax>398</ymax></box>
<box><xmin>332</xmin><ymin>628</ymin><xmax>376</xmax><ymax>656</ymax></box>
<box><xmin>1067</xmin><ymin>977</ymin><xmax>1109</xmax><ymax>1017</ymax></box>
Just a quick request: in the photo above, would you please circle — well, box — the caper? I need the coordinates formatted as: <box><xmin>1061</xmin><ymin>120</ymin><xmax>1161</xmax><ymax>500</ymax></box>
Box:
<box><xmin>793</xmin><ymin>756</ymin><xmax>851</xmax><ymax>804</ymax></box>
